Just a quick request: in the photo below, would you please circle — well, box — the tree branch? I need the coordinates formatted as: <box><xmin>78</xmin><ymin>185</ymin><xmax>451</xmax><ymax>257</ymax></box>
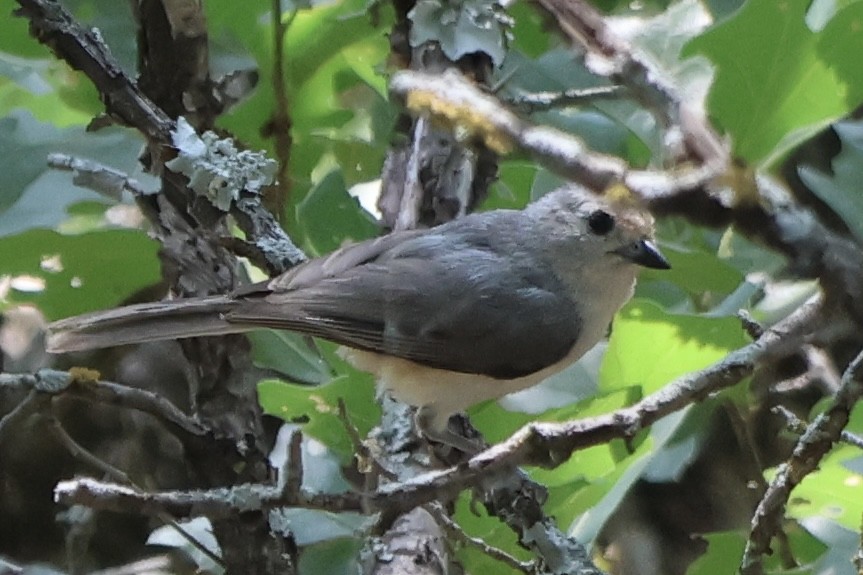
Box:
<box><xmin>0</xmin><ymin>369</ymin><xmax>207</xmax><ymax>438</ymax></box>
<box><xmin>14</xmin><ymin>0</ymin><xmax>304</xmax><ymax>276</ymax></box>
<box><xmin>740</xmin><ymin>349</ymin><xmax>863</xmax><ymax>574</ymax></box>
<box><xmin>54</xmin><ymin>476</ymin><xmax>363</xmax><ymax>518</ymax></box>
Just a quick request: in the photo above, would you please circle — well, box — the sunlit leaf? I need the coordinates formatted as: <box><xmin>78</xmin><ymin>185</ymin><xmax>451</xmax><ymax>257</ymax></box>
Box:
<box><xmin>685</xmin><ymin>1</ymin><xmax>863</xmax><ymax>166</ymax></box>
<box><xmin>601</xmin><ymin>300</ymin><xmax>750</xmax><ymax>395</ymax></box>
<box><xmin>257</xmin><ymin>373</ymin><xmax>379</xmax><ymax>460</ymax></box>
<box><xmin>2</xmin><ymin>229</ymin><xmax>160</xmax><ymax>320</ymax></box>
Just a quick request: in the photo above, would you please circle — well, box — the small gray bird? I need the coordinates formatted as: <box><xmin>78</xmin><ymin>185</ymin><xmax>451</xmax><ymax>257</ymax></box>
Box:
<box><xmin>48</xmin><ymin>185</ymin><xmax>669</xmax><ymax>450</ymax></box>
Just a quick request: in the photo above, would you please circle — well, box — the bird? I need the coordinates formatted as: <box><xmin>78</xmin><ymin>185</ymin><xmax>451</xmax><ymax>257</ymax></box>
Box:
<box><xmin>47</xmin><ymin>184</ymin><xmax>669</xmax><ymax>451</ymax></box>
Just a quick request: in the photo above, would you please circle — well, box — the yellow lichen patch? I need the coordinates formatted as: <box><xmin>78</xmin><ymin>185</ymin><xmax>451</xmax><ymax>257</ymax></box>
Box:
<box><xmin>405</xmin><ymin>90</ymin><xmax>514</xmax><ymax>155</ymax></box>
<box><xmin>68</xmin><ymin>366</ymin><xmax>101</xmax><ymax>385</ymax></box>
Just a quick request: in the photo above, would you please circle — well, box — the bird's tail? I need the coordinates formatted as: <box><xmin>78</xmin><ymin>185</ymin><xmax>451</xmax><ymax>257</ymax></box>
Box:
<box><xmin>47</xmin><ymin>296</ymin><xmax>245</xmax><ymax>353</ymax></box>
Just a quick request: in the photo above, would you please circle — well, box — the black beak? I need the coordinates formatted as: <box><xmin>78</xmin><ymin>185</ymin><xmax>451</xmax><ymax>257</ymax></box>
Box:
<box><xmin>614</xmin><ymin>239</ymin><xmax>671</xmax><ymax>270</ymax></box>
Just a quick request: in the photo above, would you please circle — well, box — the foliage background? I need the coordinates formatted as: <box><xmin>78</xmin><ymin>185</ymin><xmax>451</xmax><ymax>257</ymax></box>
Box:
<box><xmin>2</xmin><ymin>0</ymin><xmax>863</xmax><ymax>574</ymax></box>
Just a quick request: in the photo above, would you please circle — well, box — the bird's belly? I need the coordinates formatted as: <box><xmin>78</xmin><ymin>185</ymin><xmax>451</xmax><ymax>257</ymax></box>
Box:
<box><xmin>339</xmin><ymin>332</ymin><xmax>601</xmax><ymax>428</ymax></box>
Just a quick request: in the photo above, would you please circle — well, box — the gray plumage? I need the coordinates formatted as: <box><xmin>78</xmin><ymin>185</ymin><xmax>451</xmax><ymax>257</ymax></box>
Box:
<box><xmin>48</xmin><ymin>184</ymin><xmax>669</xmax><ymax>450</ymax></box>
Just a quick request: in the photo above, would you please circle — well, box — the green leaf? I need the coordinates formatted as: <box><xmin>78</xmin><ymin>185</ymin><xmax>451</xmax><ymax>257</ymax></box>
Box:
<box><xmin>805</xmin><ymin>0</ymin><xmax>863</xmax><ymax>32</ymax></box>
<box><xmin>452</xmin><ymin>492</ymin><xmax>532</xmax><ymax>575</ymax></box>
<box><xmin>469</xmin><ymin>383</ymin><xmax>636</xmax><ymax>446</ymax></box>
<box><xmin>486</xmin><ymin>161</ymin><xmax>537</xmax><ymax>210</ymax></box>
<box><xmin>691</xmin><ymin>521</ymin><xmax>831</xmax><ymax>575</ymax></box>
<box><xmin>257</xmin><ymin>373</ymin><xmax>379</xmax><ymax>459</ymax></box>
<box><xmin>0</xmin><ymin>56</ymin><xmax>99</xmax><ymax>127</ymax></box>
<box><xmin>2</xmin><ymin>229</ymin><xmax>160</xmax><ymax>320</ymax></box>
<box><xmin>0</xmin><ymin>111</ymin><xmax>154</xmax><ymax>235</ymax></box>
<box><xmin>409</xmin><ymin>0</ymin><xmax>509</xmax><ymax>66</ymax></box>
<box><xmin>295</xmin><ymin>170</ymin><xmax>378</xmax><ymax>255</ymax></box>
<box><xmin>297</xmin><ymin>537</ymin><xmax>363</xmax><ymax>575</ymax></box>
<box><xmin>567</xmin><ymin>434</ymin><xmax>656</xmax><ymax>541</ymax></box>
<box><xmin>799</xmin><ymin>119</ymin><xmax>863</xmax><ymax>243</ymax></box>
<box><xmin>497</xmin><ymin>48</ymin><xmax>646</xmax><ymax>162</ymax></box>
<box><xmin>601</xmin><ymin>300</ymin><xmax>750</xmax><ymax>396</ymax></box>
<box><xmin>685</xmin><ymin>1</ymin><xmax>863</xmax><ymax>166</ymax></box>
<box><xmin>147</xmin><ymin>517</ymin><xmax>220</xmax><ymax>573</ymax></box>
<box><xmin>247</xmin><ymin>330</ymin><xmax>332</xmax><ymax>385</ymax></box>
<box><xmin>787</xmin><ymin>443</ymin><xmax>863</xmax><ymax>531</ymax></box>
<box><xmin>507</xmin><ymin>1</ymin><xmax>550</xmax><ymax>58</ymax></box>
<box><xmin>548</xmin><ymin>302</ymin><xmax>751</xmax><ymax>540</ymax></box>
<box><xmin>640</xmin><ymin>243</ymin><xmax>744</xmax><ymax>298</ymax></box>
<box><xmin>686</xmin><ymin>531</ymin><xmax>747</xmax><ymax>575</ymax></box>
<box><xmin>272</xmin><ymin>509</ymin><xmax>372</xmax><ymax>546</ymax></box>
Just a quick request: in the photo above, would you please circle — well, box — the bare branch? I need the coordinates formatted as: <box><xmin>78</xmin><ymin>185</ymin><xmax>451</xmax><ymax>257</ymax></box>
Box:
<box><xmin>773</xmin><ymin>406</ymin><xmax>863</xmax><ymax>453</ymax></box>
<box><xmin>426</xmin><ymin>502</ymin><xmax>534</xmax><ymax>574</ymax></box>
<box><xmin>0</xmin><ymin>369</ymin><xmax>206</xmax><ymax>438</ymax></box>
<box><xmin>530</xmin><ymin>0</ymin><xmax>726</xmax><ymax>166</ymax></box>
<box><xmin>14</xmin><ymin>0</ymin><xmax>174</xmax><ymax>141</ymax></box>
<box><xmin>389</xmin><ymin>69</ymin><xmax>720</xmax><ymax>194</ymax></box>
<box><xmin>55</xmin><ymin>476</ymin><xmax>362</xmax><ymax>518</ymax></box>
<box><xmin>509</xmin><ymin>85</ymin><xmax>624</xmax><ymax>113</ymax></box>
<box><xmin>740</xmin><ymin>348</ymin><xmax>863</xmax><ymax>574</ymax></box>
<box><xmin>48</xmin><ymin>153</ymin><xmax>149</xmax><ymax>199</ymax></box>
<box><xmin>14</xmin><ymin>0</ymin><xmax>305</xmax><ymax>276</ymax></box>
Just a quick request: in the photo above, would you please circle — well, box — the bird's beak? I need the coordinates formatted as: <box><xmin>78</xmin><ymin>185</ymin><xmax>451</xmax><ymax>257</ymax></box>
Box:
<box><xmin>614</xmin><ymin>239</ymin><xmax>671</xmax><ymax>270</ymax></box>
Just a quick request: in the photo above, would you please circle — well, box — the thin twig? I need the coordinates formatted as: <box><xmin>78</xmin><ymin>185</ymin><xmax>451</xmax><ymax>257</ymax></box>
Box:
<box><xmin>426</xmin><ymin>502</ymin><xmax>534</xmax><ymax>574</ymax></box>
<box><xmin>266</xmin><ymin>0</ymin><xmax>295</xmax><ymax>216</ymax></box>
<box><xmin>723</xmin><ymin>405</ymin><xmax>796</xmax><ymax>569</ymax></box>
<box><xmin>0</xmin><ymin>370</ymin><xmax>207</xmax><ymax>438</ymax></box>
<box><xmin>737</xmin><ymin>310</ymin><xmax>764</xmax><ymax>339</ymax></box>
<box><xmin>55</xmin><ymin>476</ymin><xmax>363</xmax><ymax>518</ymax></box>
<box><xmin>49</xmin><ymin>415</ymin><xmax>133</xmax><ymax>484</ymax></box>
<box><xmin>48</xmin><ymin>413</ymin><xmax>225</xmax><ymax>567</ymax></box>
<box><xmin>773</xmin><ymin>405</ymin><xmax>863</xmax><ymax>451</ymax></box>
<box><xmin>530</xmin><ymin>0</ymin><xmax>727</xmax><ymax>167</ymax></box>
<box><xmin>337</xmin><ymin>398</ymin><xmax>394</xmax><ymax>482</ymax></box>
<box><xmin>740</xmin><ymin>348</ymin><xmax>863</xmax><ymax>575</ymax></box>
<box><xmin>0</xmin><ymin>389</ymin><xmax>45</xmax><ymax>443</ymax></box>
<box><xmin>510</xmin><ymin>85</ymin><xmax>624</xmax><ymax>113</ymax></box>
<box><xmin>772</xmin><ymin>345</ymin><xmax>841</xmax><ymax>396</ymax></box>
<box><xmin>47</xmin><ymin>153</ymin><xmax>148</xmax><ymax>198</ymax></box>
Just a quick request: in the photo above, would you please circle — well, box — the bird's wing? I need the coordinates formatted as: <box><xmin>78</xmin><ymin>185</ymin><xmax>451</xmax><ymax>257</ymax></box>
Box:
<box><xmin>228</xmin><ymin>244</ymin><xmax>582</xmax><ymax>379</ymax></box>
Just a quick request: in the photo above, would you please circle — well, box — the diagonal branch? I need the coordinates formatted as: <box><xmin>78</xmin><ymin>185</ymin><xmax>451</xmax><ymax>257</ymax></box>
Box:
<box><xmin>14</xmin><ymin>0</ymin><xmax>304</xmax><ymax>276</ymax></box>
<box><xmin>0</xmin><ymin>369</ymin><xmax>207</xmax><ymax>438</ymax></box>
<box><xmin>530</xmin><ymin>0</ymin><xmax>726</xmax><ymax>167</ymax></box>
<box><xmin>15</xmin><ymin>0</ymin><xmax>174</xmax><ymax>142</ymax></box>
<box><xmin>740</xmin><ymin>347</ymin><xmax>863</xmax><ymax>575</ymax></box>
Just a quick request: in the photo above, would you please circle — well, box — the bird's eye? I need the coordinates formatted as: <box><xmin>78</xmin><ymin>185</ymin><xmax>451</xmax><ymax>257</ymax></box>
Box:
<box><xmin>587</xmin><ymin>209</ymin><xmax>615</xmax><ymax>236</ymax></box>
